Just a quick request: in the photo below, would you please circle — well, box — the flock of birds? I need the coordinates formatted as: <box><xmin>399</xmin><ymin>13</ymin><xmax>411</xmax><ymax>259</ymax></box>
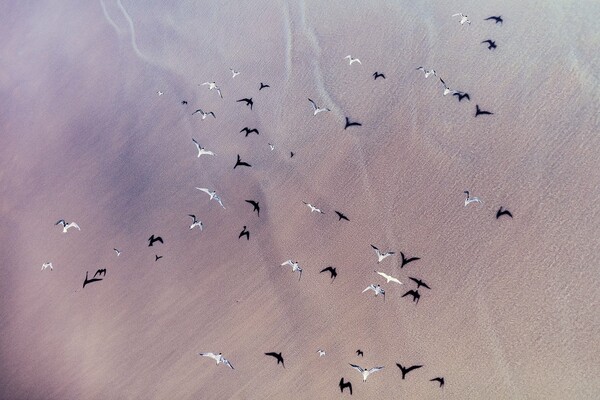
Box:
<box><xmin>42</xmin><ymin>11</ymin><xmax>514</xmax><ymax>396</ymax></box>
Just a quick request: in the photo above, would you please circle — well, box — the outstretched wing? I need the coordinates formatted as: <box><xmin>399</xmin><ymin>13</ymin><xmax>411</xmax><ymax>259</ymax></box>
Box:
<box><xmin>368</xmin><ymin>366</ymin><xmax>384</xmax><ymax>374</ymax></box>
<box><xmin>349</xmin><ymin>364</ymin><xmax>364</xmax><ymax>373</ymax></box>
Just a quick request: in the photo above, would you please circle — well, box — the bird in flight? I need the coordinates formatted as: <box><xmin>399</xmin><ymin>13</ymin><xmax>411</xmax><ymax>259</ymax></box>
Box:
<box><xmin>229</xmin><ymin>68</ymin><xmax>240</xmax><ymax>78</ymax></box>
<box><xmin>41</xmin><ymin>262</ymin><xmax>53</xmax><ymax>271</ymax></box>
<box><xmin>416</xmin><ymin>66</ymin><xmax>436</xmax><ymax>78</ymax></box>
<box><xmin>239</xmin><ymin>226</ymin><xmax>250</xmax><ymax>240</ymax></box>
<box><xmin>303</xmin><ymin>201</ymin><xmax>324</xmax><ymax>214</ymax></box>
<box><xmin>400</xmin><ymin>252</ymin><xmax>420</xmax><ymax>268</ymax></box>
<box><xmin>199</xmin><ymin>352</ymin><xmax>234</xmax><ymax>369</ymax></box>
<box><xmin>485</xmin><ymin>15</ymin><xmax>503</xmax><ymax>24</ymax></box>
<box><xmin>181</xmin><ymin>100</ymin><xmax>188</xmax><ymax>105</ymax></box>
<box><xmin>196</xmin><ymin>188</ymin><xmax>226</xmax><ymax>209</ymax></box>
<box><xmin>245</xmin><ymin>200</ymin><xmax>260</xmax><ymax>216</ymax></box>
<box><xmin>83</xmin><ymin>270</ymin><xmax>103</xmax><ymax>288</ymax></box>
<box><xmin>157</xmin><ymin>91</ymin><xmax>163</xmax><ymax>96</ymax></box>
<box><xmin>344</xmin><ymin>55</ymin><xmax>361</xmax><ymax>65</ymax></box>
<box><xmin>320</xmin><ymin>266</ymin><xmax>338</xmax><ymax>282</ymax></box>
<box><xmin>339</xmin><ymin>378</ymin><xmax>352</xmax><ymax>394</ymax></box>
<box><xmin>344</xmin><ymin>117</ymin><xmax>362</xmax><ymax>129</ymax></box>
<box><xmin>396</xmin><ymin>363</ymin><xmax>423</xmax><ymax>379</ymax></box>
<box><xmin>55</xmin><ymin>219</ymin><xmax>80</xmax><ymax>233</ymax></box>
<box><xmin>373</xmin><ymin>72</ymin><xmax>386</xmax><ymax>80</ymax></box>
<box><xmin>265</xmin><ymin>352</ymin><xmax>285</xmax><ymax>368</ymax></box>
<box><xmin>234</xmin><ymin>154</ymin><xmax>252</xmax><ymax>169</ymax></box>
<box><xmin>349</xmin><ymin>364</ymin><xmax>384</xmax><ymax>382</ymax></box>
<box><xmin>453</xmin><ymin>92</ymin><xmax>470</xmax><ymax>102</ymax></box>
<box><xmin>317</xmin><ymin>349</ymin><xmax>326</xmax><ymax>357</ymax></box>
<box><xmin>280</xmin><ymin>260</ymin><xmax>303</xmax><ymax>281</ymax></box>
<box><xmin>334</xmin><ymin>211</ymin><xmax>350</xmax><ymax>221</ymax></box>
<box><xmin>240</xmin><ymin>127</ymin><xmax>259</xmax><ymax>137</ymax></box>
<box><xmin>192</xmin><ymin>138</ymin><xmax>215</xmax><ymax>157</ymax></box>
<box><xmin>375</xmin><ymin>271</ymin><xmax>402</xmax><ymax>285</ymax></box>
<box><xmin>475</xmin><ymin>104</ymin><xmax>493</xmax><ymax>117</ymax></box>
<box><xmin>113</xmin><ymin>248</ymin><xmax>121</xmax><ymax>256</ymax></box>
<box><xmin>201</xmin><ymin>82</ymin><xmax>223</xmax><ymax>98</ymax></box>
<box><xmin>188</xmin><ymin>214</ymin><xmax>203</xmax><ymax>231</ymax></box>
<box><xmin>402</xmin><ymin>289</ymin><xmax>421</xmax><ymax>304</ymax></box>
<box><xmin>155</xmin><ymin>255</ymin><xmax>163</xmax><ymax>262</ymax></box>
<box><xmin>259</xmin><ymin>82</ymin><xmax>270</xmax><ymax>90</ymax></box>
<box><xmin>356</xmin><ymin>349</ymin><xmax>364</xmax><ymax>357</ymax></box>
<box><xmin>290</xmin><ymin>151</ymin><xmax>295</xmax><ymax>158</ymax></box>
<box><xmin>431</xmin><ymin>377</ymin><xmax>445</xmax><ymax>387</ymax></box>
<box><xmin>308</xmin><ymin>98</ymin><xmax>331</xmax><ymax>115</ymax></box>
<box><xmin>363</xmin><ymin>284</ymin><xmax>386</xmax><ymax>301</ymax></box>
<box><xmin>496</xmin><ymin>207</ymin><xmax>513</xmax><ymax>219</ymax></box>
<box><xmin>452</xmin><ymin>13</ymin><xmax>471</xmax><ymax>25</ymax></box>
<box><xmin>268</xmin><ymin>143</ymin><xmax>275</xmax><ymax>151</ymax></box>
<box><xmin>371</xmin><ymin>244</ymin><xmax>395</xmax><ymax>263</ymax></box>
<box><xmin>481</xmin><ymin>39</ymin><xmax>497</xmax><ymax>50</ymax></box>
<box><xmin>148</xmin><ymin>235</ymin><xmax>163</xmax><ymax>247</ymax></box>
<box><xmin>192</xmin><ymin>108</ymin><xmax>216</xmax><ymax>119</ymax></box>
<box><xmin>464</xmin><ymin>190</ymin><xmax>484</xmax><ymax>206</ymax></box>
<box><xmin>237</xmin><ymin>98</ymin><xmax>253</xmax><ymax>110</ymax></box>
<box><xmin>439</xmin><ymin>78</ymin><xmax>458</xmax><ymax>96</ymax></box>
<box><xmin>408</xmin><ymin>277</ymin><xmax>431</xmax><ymax>289</ymax></box>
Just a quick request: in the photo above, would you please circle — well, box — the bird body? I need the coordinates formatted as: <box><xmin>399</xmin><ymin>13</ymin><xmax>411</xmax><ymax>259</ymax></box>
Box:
<box><xmin>334</xmin><ymin>211</ymin><xmax>349</xmax><ymax>221</ymax></box>
<box><xmin>281</xmin><ymin>260</ymin><xmax>303</xmax><ymax>280</ymax></box>
<box><xmin>452</xmin><ymin>13</ymin><xmax>471</xmax><ymax>25</ymax></box>
<box><xmin>303</xmin><ymin>201</ymin><xmax>324</xmax><ymax>214</ymax></box>
<box><xmin>237</xmin><ymin>98</ymin><xmax>253</xmax><ymax>109</ymax></box>
<box><xmin>196</xmin><ymin>188</ymin><xmax>226</xmax><ymax>209</ymax></box>
<box><xmin>308</xmin><ymin>98</ymin><xmax>331</xmax><ymax>115</ymax></box>
<box><xmin>409</xmin><ymin>277</ymin><xmax>431</xmax><ymax>289</ymax></box>
<box><xmin>245</xmin><ymin>200</ymin><xmax>260</xmax><ymax>216</ymax></box>
<box><xmin>373</xmin><ymin>72</ymin><xmax>386</xmax><ymax>80</ymax></box>
<box><xmin>344</xmin><ymin>117</ymin><xmax>362</xmax><ymax>129</ymax></box>
<box><xmin>485</xmin><ymin>15</ymin><xmax>503</xmax><ymax>24</ymax></box>
<box><xmin>481</xmin><ymin>39</ymin><xmax>497</xmax><ymax>50</ymax></box>
<box><xmin>375</xmin><ymin>271</ymin><xmax>402</xmax><ymax>285</ymax></box>
<box><xmin>188</xmin><ymin>214</ymin><xmax>203</xmax><ymax>231</ymax></box>
<box><xmin>192</xmin><ymin>138</ymin><xmax>215</xmax><ymax>157</ymax></box>
<box><xmin>41</xmin><ymin>262</ymin><xmax>53</xmax><ymax>271</ymax></box>
<box><xmin>240</xmin><ymin>127</ymin><xmax>259</xmax><ymax>137</ymax></box>
<box><xmin>320</xmin><ymin>266</ymin><xmax>337</xmax><ymax>281</ymax></box>
<box><xmin>148</xmin><ymin>235</ymin><xmax>164</xmax><ymax>247</ymax></box>
<box><xmin>55</xmin><ymin>219</ymin><xmax>80</xmax><ymax>233</ymax></box>
<box><xmin>475</xmin><ymin>104</ymin><xmax>493</xmax><ymax>117</ymax></box>
<box><xmin>496</xmin><ymin>207</ymin><xmax>513</xmax><ymax>219</ymax></box>
<box><xmin>349</xmin><ymin>364</ymin><xmax>384</xmax><ymax>382</ymax></box>
<box><xmin>363</xmin><ymin>284</ymin><xmax>386</xmax><ymax>301</ymax></box>
<box><xmin>453</xmin><ymin>92</ymin><xmax>470</xmax><ymax>102</ymax></box>
<box><xmin>339</xmin><ymin>378</ymin><xmax>353</xmax><ymax>394</ymax></box>
<box><xmin>259</xmin><ymin>82</ymin><xmax>270</xmax><ymax>90</ymax></box>
<box><xmin>113</xmin><ymin>248</ymin><xmax>121</xmax><ymax>256</ymax></box>
<box><xmin>201</xmin><ymin>82</ymin><xmax>223</xmax><ymax>98</ymax></box>
<box><xmin>400</xmin><ymin>252</ymin><xmax>420</xmax><ymax>268</ymax></box>
<box><xmin>431</xmin><ymin>377</ymin><xmax>445</xmax><ymax>387</ymax></box>
<box><xmin>416</xmin><ymin>66</ymin><xmax>436</xmax><ymax>78</ymax></box>
<box><xmin>192</xmin><ymin>109</ymin><xmax>216</xmax><ymax>119</ymax></box>
<box><xmin>265</xmin><ymin>352</ymin><xmax>285</xmax><ymax>367</ymax></box>
<box><xmin>402</xmin><ymin>289</ymin><xmax>421</xmax><ymax>304</ymax></box>
<box><xmin>230</xmin><ymin>68</ymin><xmax>240</xmax><ymax>78</ymax></box>
<box><xmin>234</xmin><ymin>154</ymin><xmax>252</xmax><ymax>169</ymax></box>
<box><xmin>464</xmin><ymin>191</ymin><xmax>484</xmax><ymax>206</ymax></box>
<box><xmin>317</xmin><ymin>349</ymin><xmax>326</xmax><ymax>357</ymax></box>
<box><xmin>344</xmin><ymin>55</ymin><xmax>361</xmax><ymax>65</ymax></box>
<box><xmin>199</xmin><ymin>352</ymin><xmax>234</xmax><ymax>369</ymax></box>
<box><xmin>371</xmin><ymin>244</ymin><xmax>395</xmax><ymax>263</ymax></box>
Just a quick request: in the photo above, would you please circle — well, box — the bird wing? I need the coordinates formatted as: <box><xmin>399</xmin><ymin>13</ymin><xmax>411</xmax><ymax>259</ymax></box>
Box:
<box><xmin>362</xmin><ymin>286</ymin><xmax>373</xmax><ymax>293</ymax></box>
<box><xmin>368</xmin><ymin>366</ymin><xmax>384</xmax><ymax>374</ymax></box>
<box><xmin>55</xmin><ymin>219</ymin><xmax>66</xmax><ymax>226</ymax></box>
<box><xmin>199</xmin><ymin>352</ymin><xmax>217</xmax><ymax>360</ymax></box>
<box><xmin>281</xmin><ymin>260</ymin><xmax>293</xmax><ymax>267</ymax></box>
<box><xmin>223</xmin><ymin>359</ymin><xmax>234</xmax><ymax>369</ymax></box>
<box><xmin>370</xmin><ymin>244</ymin><xmax>380</xmax><ymax>252</ymax></box>
<box><xmin>406</xmin><ymin>365</ymin><xmax>423</xmax><ymax>372</ymax></box>
<box><xmin>308</xmin><ymin>98</ymin><xmax>318</xmax><ymax>110</ymax></box>
<box><xmin>196</xmin><ymin>187</ymin><xmax>211</xmax><ymax>196</ymax></box>
<box><xmin>188</xmin><ymin>214</ymin><xmax>196</xmax><ymax>220</ymax></box>
<box><xmin>350</xmin><ymin>364</ymin><xmax>364</xmax><ymax>373</ymax></box>
<box><xmin>376</xmin><ymin>271</ymin><xmax>390</xmax><ymax>280</ymax></box>
<box><xmin>68</xmin><ymin>222</ymin><xmax>81</xmax><ymax>230</ymax></box>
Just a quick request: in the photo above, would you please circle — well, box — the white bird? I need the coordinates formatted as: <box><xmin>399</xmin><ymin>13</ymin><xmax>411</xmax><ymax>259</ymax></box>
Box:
<box><xmin>41</xmin><ymin>262</ymin><xmax>53</xmax><ymax>271</ymax></box>
<box><xmin>268</xmin><ymin>143</ymin><xmax>275</xmax><ymax>151</ymax></box>
<box><xmin>362</xmin><ymin>284</ymin><xmax>386</xmax><ymax>301</ymax></box>
<box><xmin>370</xmin><ymin>244</ymin><xmax>395</xmax><ymax>263</ymax></box>
<box><xmin>317</xmin><ymin>349</ymin><xmax>326</xmax><ymax>357</ymax></box>
<box><xmin>201</xmin><ymin>82</ymin><xmax>223</xmax><ymax>98</ymax></box>
<box><xmin>303</xmin><ymin>201</ymin><xmax>324</xmax><ymax>214</ymax></box>
<box><xmin>157</xmin><ymin>91</ymin><xmax>163</xmax><ymax>96</ymax></box>
<box><xmin>192</xmin><ymin>138</ymin><xmax>216</xmax><ymax>157</ymax></box>
<box><xmin>196</xmin><ymin>188</ymin><xmax>226</xmax><ymax>209</ymax></box>
<box><xmin>416</xmin><ymin>66</ymin><xmax>437</xmax><ymax>78</ymax></box>
<box><xmin>350</xmin><ymin>364</ymin><xmax>384</xmax><ymax>382</ymax></box>
<box><xmin>308</xmin><ymin>98</ymin><xmax>331</xmax><ymax>115</ymax></box>
<box><xmin>230</xmin><ymin>68</ymin><xmax>240</xmax><ymax>78</ymax></box>
<box><xmin>281</xmin><ymin>259</ymin><xmax>303</xmax><ymax>281</ymax></box>
<box><xmin>439</xmin><ymin>78</ymin><xmax>458</xmax><ymax>96</ymax></box>
<box><xmin>375</xmin><ymin>271</ymin><xmax>403</xmax><ymax>285</ymax></box>
<box><xmin>113</xmin><ymin>248</ymin><xmax>121</xmax><ymax>256</ymax></box>
<box><xmin>464</xmin><ymin>190</ymin><xmax>483</xmax><ymax>206</ymax></box>
<box><xmin>192</xmin><ymin>108</ymin><xmax>216</xmax><ymax>119</ymax></box>
<box><xmin>199</xmin><ymin>352</ymin><xmax>234</xmax><ymax>369</ymax></box>
<box><xmin>344</xmin><ymin>55</ymin><xmax>361</xmax><ymax>65</ymax></box>
<box><xmin>452</xmin><ymin>13</ymin><xmax>471</xmax><ymax>25</ymax></box>
<box><xmin>188</xmin><ymin>214</ymin><xmax>203</xmax><ymax>231</ymax></box>
<box><xmin>55</xmin><ymin>219</ymin><xmax>81</xmax><ymax>233</ymax></box>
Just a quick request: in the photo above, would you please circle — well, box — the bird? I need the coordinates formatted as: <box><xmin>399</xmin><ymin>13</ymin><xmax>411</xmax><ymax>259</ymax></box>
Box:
<box><xmin>239</xmin><ymin>226</ymin><xmax>250</xmax><ymax>240</ymax></box>
<box><xmin>373</xmin><ymin>72</ymin><xmax>386</xmax><ymax>80</ymax></box>
<box><xmin>431</xmin><ymin>377</ymin><xmax>445</xmax><ymax>387</ymax></box>
<box><xmin>259</xmin><ymin>82</ymin><xmax>270</xmax><ymax>90</ymax></box>
<box><xmin>236</xmin><ymin>98</ymin><xmax>253</xmax><ymax>109</ymax></box>
<box><xmin>155</xmin><ymin>255</ymin><xmax>163</xmax><ymax>262</ymax></box>
<box><xmin>196</xmin><ymin>188</ymin><xmax>226</xmax><ymax>209</ymax></box>
<box><xmin>416</xmin><ymin>67</ymin><xmax>436</xmax><ymax>78</ymax></box>
<box><xmin>199</xmin><ymin>352</ymin><xmax>234</xmax><ymax>369</ymax></box>
<box><xmin>290</xmin><ymin>151</ymin><xmax>295</xmax><ymax>158</ymax></box>
<box><xmin>349</xmin><ymin>364</ymin><xmax>384</xmax><ymax>382</ymax></box>
<box><xmin>344</xmin><ymin>117</ymin><xmax>362</xmax><ymax>129</ymax></box>
<box><xmin>55</xmin><ymin>219</ymin><xmax>80</xmax><ymax>233</ymax></box>
<box><xmin>41</xmin><ymin>262</ymin><xmax>53</xmax><ymax>271</ymax></box>
<box><xmin>402</xmin><ymin>289</ymin><xmax>421</xmax><ymax>304</ymax></box>
<box><xmin>362</xmin><ymin>284</ymin><xmax>385</xmax><ymax>301</ymax></box>
<box><xmin>400</xmin><ymin>252</ymin><xmax>420</xmax><ymax>268</ymax></box>
<box><xmin>234</xmin><ymin>154</ymin><xmax>251</xmax><ymax>169</ymax></box>
<box><xmin>375</xmin><ymin>271</ymin><xmax>402</xmax><ymax>285</ymax></box>
<box><xmin>245</xmin><ymin>200</ymin><xmax>260</xmax><ymax>216</ymax></box>
<box><xmin>265</xmin><ymin>352</ymin><xmax>285</xmax><ymax>368</ymax></box>
<box><xmin>475</xmin><ymin>104</ymin><xmax>493</xmax><ymax>117</ymax></box>
<box><xmin>157</xmin><ymin>91</ymin><xmax>163</xmax><ymax>96</ymax></box>
<box><xmin>192</xmin><ymin>138</ymin><xmax>215</xmax><ymax>157</ymax></box>
<box><xmin>192</xmin><ymin>109</ymin><xmax>216</xmax><ymax>119</ymax></box>
<box><xmin>320</xmin><ymin>266</ymin><xmax>337</xmax><ymax>281</ymax></box>
<box><xmin>396</xmin><ymin>363</ymin><xmax>423</xmax><ymax>379</ymax></box>
<box><xmin>308</xmin><ymin>98</ymin><xmax>331</xmax><ymax>115</ymax></box>
<box><xmin>464</xmin><ymin>190</ymin><xmax>484</xmax><ymax>206</ymax></box>
<box><xmin>356</xmin><ymin>350</ymin><xmax>364</xmax><ymax>357</ymax></box>
<box><xmin>148</xmin><ymin>235</ymin><xmax>163</xmax><ymax>246</ymax></box>
<box><xmin>201</xmin><ymin>82</ymin><xmax>223</xmax><ymax>98</ymax></box>
<box><xmin>303</xmin><ymin>201</ymin><xmax>324</xmax><ymax>214</ymax></box>
<box><xmin>181</xmin><ymin>100</ymin><xmax>188</xmax><ymax>105</ymax></box>
<box><xmin>188</xmin><ymin>214</ymin><xmax>203</xmax><ymax>231</ymax></box>
<box><xmin>408</xmin><ymin>277</ymin><xmax>431</xmax><ymax>290</ymax></box>
<box><xmin>83</xmin><ymin>271</ymin><xmax>103</xmax><ymax>288</ymax></box>
<box><xmin>317</xmin><ymin>349</ymin><xmax>326</xmax><ymax>357</ymax></box>
<box><xmin>496</xmin><ymin>207</ymin><xmax>513</xmax><ymax>219</ymax></box>
<box><xmin>344</xmin><ymin>55</ymin><xmax>361</xmax><ymax>65</ymax></box>
<box><xmin>334</xmin><ymin>211</ymin><xmax>350</xmax><ymax>221</ymax></box>
<box><xmin>230</xmin><ymin>68</ymin><xmax>240</xmax><ymax>78</ymax></box>
<box><xmin>453</xmin><ymin>92</ymin><xmax>471</xmax><ymax>102</ymax></box>
<box><xmin>439</xmin><ymin>78</ymin><xmax>458</xmax><ymax>96</ymax></box>
<box><xmin>371</xmin><ymin>244</ymin><xmax>395</xmax><ymax>263</ymax></box>
<box><xmin>113</xmin><ymin>248</ymin><xmax>121</xmax><ymax>256</ymax></box>
<box><xmin>481</xmin><ymin>39</ymin><xmax>497</xmax><ymax>50</ymax></box>
<box><xmin>339</xmin><ymin>378</ymin><xmax>353</xmax><ymax>395</ymax></box>
<box><xmin>268</xmin><ymin>143</ymin><xmax>275</xmax><ymax>151</ymax></box>
<box><xmin>280</xmin><ymin>260</ymin><xmax>303</xmax><ymax>281</ymax></box>
<box><xmin>240</xmin><ymin>127</ymin><xmax>259</xmax><ymax>137</ymax></box>
<box><xmin>485</xmin><ymin>15</ymin><xmax>503</xmax><ymax>24</ymax></box>
<box><xmin>452</xmin><ymin>13</ymin><xmax>471</xmax><ymax>25</ymax></box>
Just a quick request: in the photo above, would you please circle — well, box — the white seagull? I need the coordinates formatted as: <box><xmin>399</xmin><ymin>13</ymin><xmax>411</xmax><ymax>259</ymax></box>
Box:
<box><xmin>344</xmin><ymin>55</ymin><xmax>362</xmax><ymax>65</ymax></box>
<box><xmin>188</xmin><ymin>214</ymin><xmax>203</xmax><ymax>231</ymax></box>
<box><xmin>201</xmin><ymin>82</ymin><xmax>223</xmax><ymax>98</ymax></box>
<box><xmin>416</xmin><ymin>66</ymin><xmax>437</xmax><ymax>78</ymax></box>
<box><xmin>113</xmin><ymin>248</ymin><xmax>121</xmax><ymax>256</ymax></box>
<box><xmin>199</xmin><ymin>352</ymin><xmax>234</xmax><ymax>369</ymax></box>
<box><xmin>55</xmin><ymin>219</ymin><xmax>80</xmax><ymax>233</ymax></box>
<box><xmin>308</xmin><ymin>98</ymin><xmax>331</xmax><ymax>115</ymax></box>
<box><xmin>268</xmin><ymin>143</ymin><xmax>275</xmax><ymax>151</ymax></box>
<box><xmin>303</xmin><ymin>201</ymin><xmax>324</xmax><ymax>214</ymax></box>
<box><xmin>350</xmin><ymin>364</ymin><xmax>384</xmax><ymax>382</ymax></box>
<box><xmin>452</xmin><ymin>13</ymin><xmax>471</xmax><ymax>25</ymax></box>
<box><xmin>370</xmin><ymin>244</ymin><xmax>395</xmax><ymax>263</ymax></box>
<box><xmin>281</xmin><ymin>259</ymin><xmax>303</xmax><ymax>281</ymax></box>
<box><xmin>196</xmin><ymin>187</ymin><xmax>226</xmax><ymax>209</ymax></box>
<box><xmin>464</xmin><ymin>190</ymin><xmax>484</xmax><ymax>206</ymax></box>
<box><xmin>229</xmin><ymin>68</ymin><xmax>240</xmax><ymax>78</ymax></box>
<box><xmin>363</xmin><ymin>284</ymin><xmax>386</xmax><ymax>301</ymax></box>
<box><xmin>439</xmin><ymin>78</ymin><xmax>458</xmax><ymax>96</ymax></box>
<box><xmin>41</xmin><ymin>262</ymin><xmax>53</xmax><ymax>271</ymax></box>
<box><xmin>192</xmin><ymin>108</ymin><xmax>216</xmax><ymax>119</ymax></box>
<box><xmin>157</xmin><ymin>91</ymin><xmax>163</xmax><ymax>96</ymax></box>
<box><xmin>192</xmin><ymin>138</ymin><xmax>216</xmax><ymax>157</ymax></box>
<box><xmin>375</xmin><ymin>271</ymin><xmax>403</xmax><ymax>285</ymax></box>
<box><xmin>317</xmin><ymin>349</ymin><xmax>326</xmax><ymax>357</ymax></box>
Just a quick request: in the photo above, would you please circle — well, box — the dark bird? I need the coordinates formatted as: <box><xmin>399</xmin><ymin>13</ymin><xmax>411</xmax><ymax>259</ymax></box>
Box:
<box><xmin>408</xmin><ymin>277</ymin><xmax>431</xmax><ymax>290</ymax></box>
<box><xmin>240</xmin><ymin>127</ymin><xmax>259</xmax><ymax>137</ymax></box>
<box><xmin>485</xmin><ymin>15</ymin><xmax>503</xmax><ymax>24</ymax></box>
<box><xmin>396</xmin><ymin>363</ymin><xmax>423</xmax><ymax>379</ymax></box>
<box><xmin>356</xmin><ymin>350</ymin><xmax>364</xmax><ymax>357</ymax></box>
<box><xmin>400</xmin><ymin>252</ymin><xmax>420</xmax><ymax>268</ymax></box>
<box><xmin>148</xmin><ymin>235</ymin><xmax>163</xmax><ymax>247</ymax></box>
<box><xmin>290</xmin><ymin>151</ymin><xmax>295</xmax><ymax>158</ymax></box>
<box><xmin>402</xmin><ymin>289</ymin><xmax>421</xmax><ymax>304</ymax></box>
<box><xmin>181</xmin><ymin>100</ymin><xmax>188</xmax><ymax>105</ymax></box>
<box><xmin>239</xmin><ymin>226</ymin><xmax>250</xmax><ymax>240</ymax></box>
<box><xmin>245</xmin><ymin>200</ymin><xmax>260</xmax><ymax>217</ymax></box>
<box><xmin>344</xmin><ymin>117</ymin><xmax>362</xmax><ymax>130</ymax></box>
<box><xmin>234</xmin><ymin>154</ymin><xmax>252</xmax><ymax>169</ymax></box>
<box><xmin>155</xmin><ymin>255</ymin><xmax>163</xmax><ymax>262</ymax></box>
<box><xmin>265</xmin><ymin>352</ymin><xmax>285</xmax><ymax>368</ymax></box>
<box><xmin>339</xmin><ymin>378</ymin><xmax>353</xmax><ymax>395</ymax></box>
<box><xmin>335</xmin><ymin>211</ymin><xmax>350</xmax><ymax>221</ymax></box>
<box><xmin>83</xmin><ymin>271</ymin><xmax>103</xmax><ymax>289</ymax></box>
<box><xmin>475</xmin><ymin>104</ymin><xmax>494</xmax><ymax>117</ymax></box>
<box><xmin>259</xmin><ymin>82</ymin><xmax>270</xmax><ymax>90</ymax></box>
<box><xmin>496</xmin><ymin>207</ymin><xmax>513</xmax><ymax>219</ymax></box>
<box><xmin>431</xmin><ymin>377</ymin><xmax>445</xmax><ymax>387</ymax></box>
<box><xmin>237</xmin><ymin>97</ymin><xmax>253</xmax><ymax>110</ymax></box>
<box><xmin>320</xmin><ymin>266</ymin><xmax>337</xmax><ymax>281</ymax></box>
<box><xmin>453</xmin><ymin>92</ymin><xmax>471</xmax><ymax>102</ymax></box>
<box><xmin>481</xmin><ymin>39</ymin><xmax>497</xmax><ymax>50</ymax></box>
<box><xmin>372</xmin><ymin>72</ymin><xmax>386</xmax><ymax>80</ymax></box>
<box><xmin>94</xmin><ymin>269</ymin><xmax>107</xmax><ymax>278</ymax></box>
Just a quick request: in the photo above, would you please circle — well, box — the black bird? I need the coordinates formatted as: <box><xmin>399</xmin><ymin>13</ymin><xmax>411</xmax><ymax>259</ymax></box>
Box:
<box><xmin>396</xmin><ymin>363</ymin><xmax>423</xmax><ymax>379</ymax></box>
<box><xmin>431</xmin><ymin>377</ymin><xmax>445</xmax><ymax>387</ymax></box>
<box><xmin>240</xmin><ymin>127</ymin><xmax>259</xmax><ymax>137</ymax></box>
<box><xmin>320</xmin><ymin>266</ymin><xmax>337</xmax><ymax>281</ymax></box>
<box><xmin>148</xmin><ymin>235</ymin><xmax>163</xmax><ymax>247</ymax></box>
<box><xmin>155</xmin><ymin>255</ymin><xmax>163</xmax><ymax>262</ymax></box>
<box><xmin>496</xmin><ymin>207</ymin><xmax>513</xmax><ymax>219</ymax></box>
<box><xmin>83</xmin><ymin>271</ymin><xmax>103</xmax><ymax>289</ymax></box>
<box><xmin>339</xmin><ymin>378</ymin><xmax>353</xmax><ymax>395</ymax></box>
<box><xmin>239</xmin><ymin>226</ymin><xmax>250</xmax><ymax>240</ymax></box>
<box><xmin>237</xmin><ymin>97</ymin><xmax>253</xmax><ymax>110</ymax></box>
<box><xmin>265</xmin><ymin>352</ymin><xmax>285</xmax><ymax>368</ymax></box>
<box><xmin>290</xmin><ymin>151</ymin><xmax>295</xmax><ymax>158</ymax></box>
<box><xmin>94</xmin><ymin>268</ymin><xmax>107</xmax><ymax>278</ymax></box>
<box><xmin>234</xmin><ymin>154</ymin><xmax>252</xmax><ymax>169</ymax></box>
<box><xmin>485</xmin><ymin>15</ymin><xmax>503</xmax><ymax>24</ymax></box>
<box><xmin>344</xmin><ymin>117</ymin><xmax>362</xmax><ymax>130</ymax></box>
<box><xmin>259</xmin><ymin>82</ymin><xmax>270</xmax><ymax>90</ymax></box>
<box><xmin>356</xmin><ymin>350</ymin><xmax>364</xmax><ymax>357</ymax></box>
<box><xmin>400</xmin><ymin>252</ymin><xmax>420</xmax><ymax>268</ymax></box>
<box><xmin>181</xmin><ymin>100</ymin><xmax>188</xmax><ymax>105</ymax></box>
<box><xmin>453</xmin><ymin>92</ymin><xmax>471</xmax><ymax>102</ymax></box>
<box><xmin>408</xmin><ymin>277</ymin><xmax>431</xmax><ymax>290</ymax></box>
<box><xmin>245</xmin><ymin>200</ymin><xmax>260</xmax><ymax>217</ymax></box>
<box><xmin>475</xmin><ymin>104</ymin><xmax>494</xmax><ymax>117</ymax></box>
<box><xmin>334</xmin><ymin>211</ymin><xmax>350</xmax><ymax>221</ymax></box>
<box><xmin>372</xmin><ymin>72</ymin><xmax>386</xmax><ymax>80</ymax></box>
<box><xmin>402</xmin><ymin>289</ymin><xmax>420</xmax><ymax>304</ymax></box>
<box><xmin>481</xmin><ymin>39</ymin><xmax>497</xmax><ymax>50</ymax></box>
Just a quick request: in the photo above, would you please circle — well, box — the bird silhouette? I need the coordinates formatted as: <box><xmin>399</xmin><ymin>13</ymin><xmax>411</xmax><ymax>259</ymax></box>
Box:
<box><xmin>259</xmin><ymin>82</ymin><xmax>270</xmax><ymax>90</ymax></box>
<box><xmin>335</xmin><ymin>211</ymin><xmax>350</xmax><ymax>221</ymax></box>
<box><xmin>245</xmin><ymin>200</ymin><xmax>260</xmax><ymax>216</ymax></box>
<box><xmin>475</xmin><ymin>105</ymin><xmax>494</xmax><ymax>117</ymax></box>
<box><xmin>83</xmin><ymin>271</ymin><xmax>103</xmax><ymax>288</ymax></box>
<box><xmin>402</xmin><ymin>289</ymin><xmax>421</xmax><ymax>304</ymax></box>
<box><xmin>234</xmin><ymin>154</ymin><xmax>252</xmax><ymax>169</ymax></box>
<box><xmin>453</xmin><ymin>92</ymin><xmax>471</xmax><ymax>102</ymax></box>
<box><xmin>237</xmin><ymin>98</ymin><xmax>253</xmax><ymax>110</ymax></box>
<box><xmin>496</xmin><ymin>207</ymin><xmax>513</xmax><ymax>219</ymax></box>
<box><xmin>372</xmin><ymin>72</ymin><xmax>386</xmax><ymax>80</ymax></box>
<box><xmin>240</xmin><ymin>127</ymin><xmax>259</xmax><ymax>137</ymax></box>
<box><xmin>155</xmin><ymin>255</ymin><xmax>163</xmax><ymax>262</ymax></box>
<box><xmin>400</xmin><ymin>252</ymin><xmax>420</xmax><ymax>268</ymax></box>
<box><xmin>431</xmin><ymin>377</ymin><xmax>445</xmax><ymax>387</ymax></box>
<box><xmin>356</xmin><ymin>350</ymin><xmax>364</xmax><ymax>357</ymax></box>
<box><xmin>481</xmin><ymin>39</ymin><xmax>497</xmax><ymax>50</ymax></box>
<box><xmin>290</xmin><ymin>151</ymin><xmax>295</xmax><ymax>158</ymax></box>
<box><xmin>396</xmin><ymin>363</ymin><xmax>423</xmax><ymax>379</ymax></box>
<box><xmin>485</xmin><ymin>15</ymin><xmax>503</xmax><ymax>24</ymax></box>
<box><xmin>239</xmin><ymin>226</ymin><xmax>250</xmax><ymax>240</ymax></box>
<box><xmin>320</xmin><ymin>266</ymin><xmax>337</xmax><ymax>281</ymax></box>
<box><xmin>344</xmin><ymin>117</ymin><xmax>362</xmax><ymax>130</ymax></box>
<box><xmin>181</xmin><ymin>100</ymin><xmax>188</xmax><ymax>105</ymax></box>
<box><xmin>408</xmin><ymin>277</ymin><xmax>431</xmax><ymax>290</ymax></box>
<box><xmin>339</xmin><ymin>378</ymin><xmax>353</xmax><ymax>395</ymax></box>
<box><xmin>265</xmin><ymin>352</ymin><xmax>285</xmax><ymax>368</ymax></box>
<box><xmin>148</xmin><ymin>235</ymin><xmax>163</xmax><ymax>247</ymax></box>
